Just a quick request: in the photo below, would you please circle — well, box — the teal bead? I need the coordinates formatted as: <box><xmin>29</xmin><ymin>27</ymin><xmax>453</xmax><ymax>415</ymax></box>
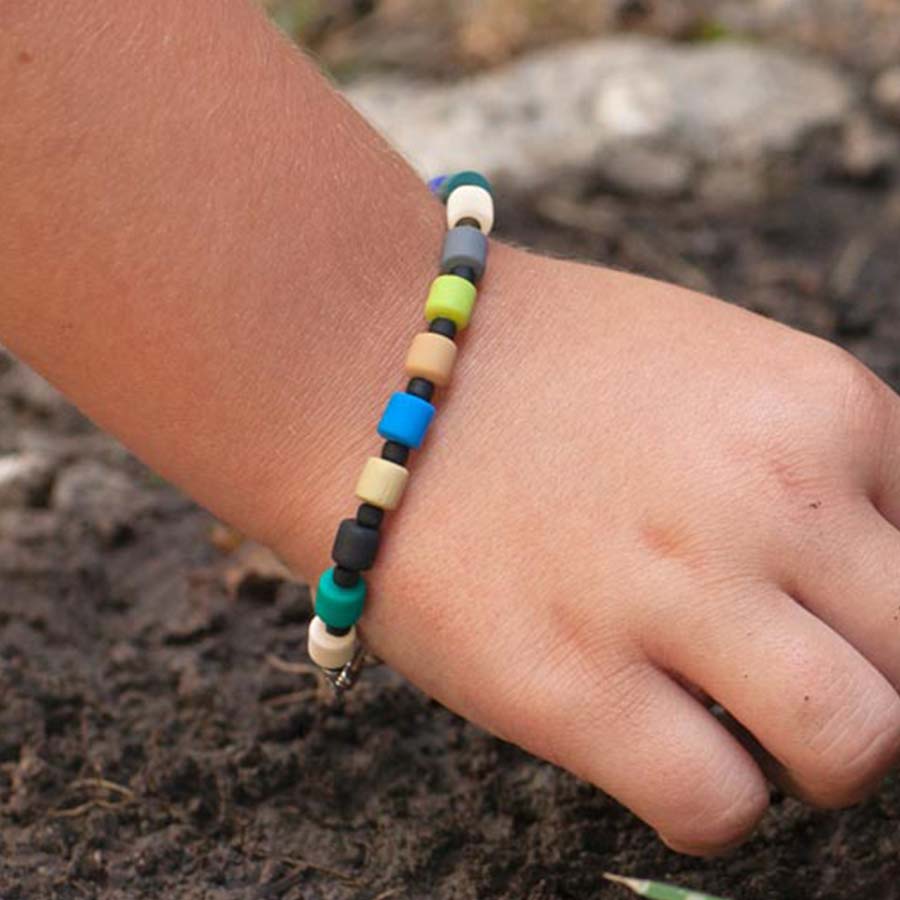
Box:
<box><xmin>441</xmin><ymin>170</ymin><xmax>492</xmax><ymax>200</ymax></box>
<box><xmin>315</xmin><ymin>567</ymin><xmax>366</xmax><ymax>629</ymax></box>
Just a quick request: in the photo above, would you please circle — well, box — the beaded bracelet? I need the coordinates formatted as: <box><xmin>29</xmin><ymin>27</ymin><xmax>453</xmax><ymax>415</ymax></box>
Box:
<box><xmin>307</xmin><ymin>170</ymin><xmax>494</xmax><ymax>693</ymax></box>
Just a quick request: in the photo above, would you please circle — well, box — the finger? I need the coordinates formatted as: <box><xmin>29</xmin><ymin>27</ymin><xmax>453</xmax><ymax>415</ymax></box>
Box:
<box><xmin>793</xmin><ymin>505</ymin><xmax>900</xmax><ymax>689</ymax></box>
<box><xmin>873</xmin><ymin>388</ymin><xmax>900</xmax><ymax>528</ymax></box>
<box><xmin>520</xmin><ymin>660</ymin><xmax>769</xmax><ymax>856</ymax></box>
<box><xmin>648</xmin><ymin>585</ymin><xmax>900</xmax><ymax>809</ymax></box>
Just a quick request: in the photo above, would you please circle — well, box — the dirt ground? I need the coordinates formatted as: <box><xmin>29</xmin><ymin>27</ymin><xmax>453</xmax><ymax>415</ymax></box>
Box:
<box><xmin>2</xmin><ymin>43</ymin><xmax>900</xmax><ymax>900</ymax></box>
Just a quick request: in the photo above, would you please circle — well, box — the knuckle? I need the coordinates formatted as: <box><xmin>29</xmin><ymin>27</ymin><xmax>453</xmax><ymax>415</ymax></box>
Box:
<box><xmin>821</xmin><ymin>342</ymin><xmax>891</xmax><ymax>432</ymax></box>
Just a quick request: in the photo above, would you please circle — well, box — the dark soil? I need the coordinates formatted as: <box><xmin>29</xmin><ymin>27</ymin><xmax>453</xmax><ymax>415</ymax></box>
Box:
<box><xmin>1</xmin><ymin>138</ymin><xmax>899</xmax><ymax>900</ymax></box>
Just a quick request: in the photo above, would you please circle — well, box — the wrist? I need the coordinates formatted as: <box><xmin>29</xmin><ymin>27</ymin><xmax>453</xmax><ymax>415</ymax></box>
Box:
<box><xmin>268</xmin><ymin>238</ymin><xmax>542</xmax><ymax>586</ymax></box>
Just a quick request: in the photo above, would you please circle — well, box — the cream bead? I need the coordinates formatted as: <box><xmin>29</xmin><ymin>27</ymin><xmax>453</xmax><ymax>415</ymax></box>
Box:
<box><xmin>446</xmin><ymin>184</ymin><xmax>494</xmax><ymax>235</ymax></box>
<box><xmin>307</xmin><ymin>616</ymin><xmax>356</xmax><ymax>670</ymax></box>
<box><xmin>405</xmin><ymin>332</ymin><xmax>458</xmax><ymax>386</ymax></box>
<box><xmin>355</xmin><ymin>456</ymin><xmax>409</xmax><ymax>510</ymax></box>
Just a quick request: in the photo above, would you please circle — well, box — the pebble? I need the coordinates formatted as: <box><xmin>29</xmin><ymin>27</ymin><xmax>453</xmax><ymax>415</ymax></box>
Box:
<box><xmin>872</xmin><ymin>66</ymin><xmax>900</xmax><ymax>125</ymax></box>
<box><xmin>840</xmin><ymin>113</ymin><xmax>897</xmax><ymax>182</ymax></box>
<box><xmin>52</xmin><ymin>459</ymin><xmax>150</xmax><ymax>541</ymax></box>
<box><xmin>0</xmin><ymin>453</ymin><xmax>55</xmax><ymax>509</ymax></box>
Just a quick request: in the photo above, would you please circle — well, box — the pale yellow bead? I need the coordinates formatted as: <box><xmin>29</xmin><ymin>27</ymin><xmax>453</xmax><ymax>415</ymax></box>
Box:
<box><xmin>308</xmin><ymin>616</ymin><xmax>356</xmax><ymax>669</ymax></box>
<box><xmin>355</xmin><ymin>457</ymin><xmax>409</xmax><ymax>510</ymax></box>
<box><xmin>405</xmin><ymin>332</ymin><xmax>457</xmax><ymax>386</ymax></box>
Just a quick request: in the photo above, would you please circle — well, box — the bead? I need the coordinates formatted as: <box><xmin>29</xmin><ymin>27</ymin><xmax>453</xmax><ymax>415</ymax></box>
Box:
<box><xmin>425</xmin><ymin>275</ymin><xmax>476</xmax><ymax>331</ymax></box>
<box><xmin>332</xmin><ymin>518</ymin><xmax>380</xmax><ymax>571</ymax></box>
<box><xmin>429</xmin><ymin>317</ymin><xmax>457</xmax><ymax>340</ymax></box>
<box><xmin>377</xmin><ymin>392</ymin><xmax>435</xmax><ymax>449</ymax></box>
<box><xmin>308</xmin><ymin>616</ymin><xmax>356</xmax><ymax>669</ymax></box>
<box><xmin>441</xmin><ymin>226</ymin><xmax>488</xmax><ymax>281</ymax></box>
<box><xmin>406</xmin><ymin>377</ymin><xmax>435</xmax><ymax>402</ymax></box>
<box><xmin>355</xmin><ymin>456</ymin><xmax>409</xmax><ymax>510</ymax></box>
<box><xmin>427</xmin><ymin>174</ymin><xmax>448</xmax><ymax>195</ymax></box>
<box><xmin>333</xmin><ymin>565</ymin><xmax>361</xmax><ymax>588</ymax></box>
<box><xmin>446</xmin><ymin>184</ymin><xmax>494</xmax><ymax>234</ymax></box>
<box><xmin>381</xmin><ymin>440</ymin><xmax>410</xmax><ymax>466</ymax></box>
<box><xmin>441</xmin><ymin>170</ymin><xmax>493</xmax><ymax>199</ymax></box>
<box><xmin>406</xmin><ymin>332</ymin><xmax>457</xmax><ymax>386</ymax></box>
<box><xmin>315</xmin><ymin>567</ymin><xmax>366</xmax><ymax>629</ymax></box>
<box><xmin>356</xmin><ymin>503</ymin><xmax>384</xmax><ymax>529</ymax></box>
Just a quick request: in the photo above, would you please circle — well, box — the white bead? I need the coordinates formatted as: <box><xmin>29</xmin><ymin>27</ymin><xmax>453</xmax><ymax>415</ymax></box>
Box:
<box><xmin>446</xmin><ymin>185</ymin><xmax>494</xmax><ymax>235</ymax></box>
<box><xmin>307</xmin><ymin>616</ymin><xmax>356</xmax><ymax>670</ymax></box>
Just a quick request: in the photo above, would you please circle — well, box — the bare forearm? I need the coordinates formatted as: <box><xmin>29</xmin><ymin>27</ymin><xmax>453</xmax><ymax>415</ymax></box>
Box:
<box><xmin>0</xmin><ymin>1</ymin><xmax>490</xmax><ymax>574</ymax></box>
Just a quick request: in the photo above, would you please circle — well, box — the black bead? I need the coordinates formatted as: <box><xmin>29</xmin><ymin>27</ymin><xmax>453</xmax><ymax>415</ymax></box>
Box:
<box><xmin>332</xmin><ymin>518</ymin><xmax>380</xmax><ymax>571</ymax></box>
<box><xmin>326</xmin><ymin>623</ymin><xmax>352</xmax><ymax>637</ymax></box>
<box><xmin>356</xmin><ymin>503</ymin><xmax>384</xmax><ymax>529</ymax></box>
<box><xmin>429</xmin><ymin>317</ymin><xmax>457</xmax><ymax>340</ymax></box>
<box><xmin>450</xmin><ymin>264</ymin><xmax>477</xmax><ymax>284</ymax></box>
<box><xmin>332</xmin><ymin>565</ymin><xmax>361</xmax><ymax>588</ymax></box>
<box><xmin>406</xmin><ymin>377</ymin><xmax>434</xmax><ymax>402</ymax></box>
<box><xmin>381</xmin><ymin>440</ymin><xmax>410</xmax><ymax>466</ymax></box>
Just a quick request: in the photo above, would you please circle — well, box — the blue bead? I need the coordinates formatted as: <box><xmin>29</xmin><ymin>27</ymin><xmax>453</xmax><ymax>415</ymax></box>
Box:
<box><xmin>377</xmin><ymin>392</ymin><xmax>435</xmax><ymax>449</ymax></box>
<box><xmin>427</xmin><ymin>174</ymin><xmax>448</xmax><ymax>195</ymax></box>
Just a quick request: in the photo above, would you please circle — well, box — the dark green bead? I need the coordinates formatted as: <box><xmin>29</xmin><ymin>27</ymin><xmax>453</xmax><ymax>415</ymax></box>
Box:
<box><xmin>315</xmin><ymin>567</ymin><xmax>366</xmax><ymax>629</ymax></box>
<box><xmin>441</xmin><ymin>170</ymin><xmax>492</xmax><ymax>201</ymax></box>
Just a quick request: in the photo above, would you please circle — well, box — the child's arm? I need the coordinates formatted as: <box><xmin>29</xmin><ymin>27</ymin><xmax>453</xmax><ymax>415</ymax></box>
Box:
<box><xmin>0</xmin><ymin>0</ymin><xmax>450</xmax><ymax>557</ymax></box>
<box><xmin>2</xmin><ymin>1</ymin><xmax>898</xmax><ymax>856</ymax></box>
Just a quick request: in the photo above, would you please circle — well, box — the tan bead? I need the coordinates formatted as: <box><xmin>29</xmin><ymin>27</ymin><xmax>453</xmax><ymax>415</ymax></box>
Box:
<box><xmin>405</xmin><ymin>332</ymin><xmax>457</xmax><ymax>386</ymax></box>
<box><xmin>308</xmin><ymin>616</ymin><xmax>356</xmax><ymax>669</ymax></box>
<box><xmin>355</xmin><ymin>456</ymin><xmax>409</xmax><ymax>510</ymax></box>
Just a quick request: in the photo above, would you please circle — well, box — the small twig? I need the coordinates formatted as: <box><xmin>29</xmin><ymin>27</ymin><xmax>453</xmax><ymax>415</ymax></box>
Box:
<box><xmin>50</xmin><ymin>801</ymin><xmax>97</xmax><ymax>819</ymax></box>
<box><xmin>265</xmin><ymin>654</ymin><xmax>319</xmax><ymax>677</ymax></box>
<box><xmin>50</xmin><ymin>775</ymin><xmax>137</xmax><ymax>818</ymax></box>
<box><xmin>277</xmin><ymin>856</ymin><xmax>360</xmax><ymax>884</ymax></box>
<box><xmin>70</xmin><ymin>777</ymin><xmax>134</xmax><ymax>799</ymax></box>
<box><xmin>253</xmin><ymin>850</ymin><xmax>363</xmax><ymax>897</ymax></box>
<box><xmin>830</xmin><ymin>233</ymin><xmax>876</xmax><ymax>300</ymax></box>
<box><xmin>265</xmin><ymin>653</ymin><xmax>332</xmax><ymax>699</ymax></box>
<box><xmin>50</xmin><ymin>799</ymin><xmax>127</xmax><ymax>819</ymax></box>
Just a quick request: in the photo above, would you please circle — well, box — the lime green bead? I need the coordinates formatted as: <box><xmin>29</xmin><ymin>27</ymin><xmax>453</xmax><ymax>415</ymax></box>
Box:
<box><xmin>441</xmin><ymin>170</ymin><xmax>492</xmax><ymax>200</ymax></box>
<box><xmin>425</xmin><ymin>275</ymin><xmax>477</xmax><ymax>330</ymax></box>
<box><xmin>315</xmin><ymin>567</ymin><xmax>366</xmax><ymax>629</ymax></box>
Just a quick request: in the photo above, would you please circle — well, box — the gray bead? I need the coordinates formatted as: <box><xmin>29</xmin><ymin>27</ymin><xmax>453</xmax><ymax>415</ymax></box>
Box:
<box><xmin>440</xmin><ymin>225</ymin><xmax>488</xmax><ymax>281</ymax></box>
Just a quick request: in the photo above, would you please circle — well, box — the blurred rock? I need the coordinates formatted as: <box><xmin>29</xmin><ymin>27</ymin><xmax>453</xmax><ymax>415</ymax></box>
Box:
<box><xmin>839</xmin><ymin>113</ymin><xmax>897</xmax><ymax>182</ymax></box>
<box><xmin>872</xmin><ymin>66</ymin><xmax>900</xmax><ymax>125</ymax></box>
<box><xmin>52</xmin><ymin>459</ymin><xmax>150</xmax><ymax>539</ymax></box>
<box><xmin>0</xmin><ymin>509</ymin><xmax>59</xmax><ymax>544</ymax></box>
<box><xmin>698</xmin><ymin>162</ymin><xmax>769</xmax><ymax>209</ymax></box>
<box><xmin>0</xmin><ymin>453</ymin><xmax>55</xmax><ymax>509</ymax></box>
<box><xmin>594</xmin><ymin>143</ymin><xmax>693</xmax><ymax>199</ymax></box>
<box><xmin>347</xmin><ymin>38</ymin><xmax>852</xmax><ymax>196</ymax></box>
<box><xmin>0</xmin><ymin>362</ymin><xmax>68</xmax><ymax>416</ymax></box>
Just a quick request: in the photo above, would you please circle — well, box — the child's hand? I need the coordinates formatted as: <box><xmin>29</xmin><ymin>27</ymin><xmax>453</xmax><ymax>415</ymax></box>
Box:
<box><xmin>4</xmin><ymin>3</ymin><xmax>896</xmax><ymax>858</ymax></box>
<box><xmin>341</xmin><ymin>246</ymin><xmax>900</xmax><ymax>856</ymax></box>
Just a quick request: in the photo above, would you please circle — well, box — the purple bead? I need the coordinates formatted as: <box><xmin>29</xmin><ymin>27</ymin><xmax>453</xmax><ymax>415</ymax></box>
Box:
<box><xmin>427</xmin><ymin>174</ymin><xmax>448</xmax><ymax>195</ymax></box>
